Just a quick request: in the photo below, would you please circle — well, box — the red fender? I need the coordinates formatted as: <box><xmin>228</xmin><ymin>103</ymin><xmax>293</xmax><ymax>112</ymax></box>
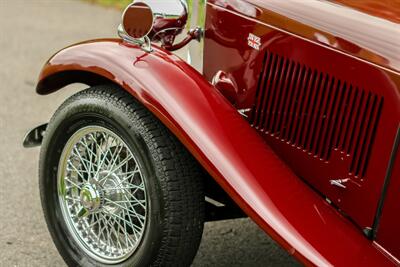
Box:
<box><xmin>37</xmin><ymin>39</ymin><xmax>395</xmax><ymax>267</ymax></box>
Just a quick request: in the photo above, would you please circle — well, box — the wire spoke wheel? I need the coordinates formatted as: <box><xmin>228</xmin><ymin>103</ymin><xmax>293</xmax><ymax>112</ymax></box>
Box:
<box><xmin>57</xmin><ymin>126</ymin><xmax>147</xmax><ymax>264</ymax></box>
<box><xmin>41</xmin><ymin>86</ymin><xmax>204</xmax><ymax>266</ymax></box>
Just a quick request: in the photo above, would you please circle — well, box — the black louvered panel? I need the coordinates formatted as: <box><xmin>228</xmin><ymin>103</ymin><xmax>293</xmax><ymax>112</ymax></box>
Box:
<box><xmin>250</xmin><ymin>51</ymin><xmax>383</xmax><ymax>178</ymax></box>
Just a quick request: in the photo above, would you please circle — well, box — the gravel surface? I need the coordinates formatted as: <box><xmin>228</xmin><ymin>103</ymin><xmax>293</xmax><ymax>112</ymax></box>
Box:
<box><xmin>0</xmin><ymin>1</ymin><xmax>300</xmax><ymax>266</ymax></box>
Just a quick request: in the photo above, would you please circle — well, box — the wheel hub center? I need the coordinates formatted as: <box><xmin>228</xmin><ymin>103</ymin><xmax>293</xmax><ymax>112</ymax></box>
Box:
<box><xmin>80</xmin><ymin>184</ymin><xmax>101</xmax><ymax>212</ymax></box>
<box><xmin>99</xmin><ymin>171</ymin><xmax>125</xmax><ymax>214</ymax></box>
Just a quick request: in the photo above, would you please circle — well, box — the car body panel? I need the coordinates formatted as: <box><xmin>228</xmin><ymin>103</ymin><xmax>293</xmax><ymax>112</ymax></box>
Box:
<box><xmin>333</xmin><ymin>0</ymin><xmax>400</xmax><ymax>23</ymax></box>
<box><xmin>36</xmin><ymin>39</ymin><xmax>396</xmax><ymax>266</ymax></box>
<box><xmin>204</xmin><ymin>0</ymin><xmax>400</xmax><ymax>236</ymax></box>
<box><xmin>208</xmin><ymin>0</ymin><xmax>400</xmax><ymax>73</ymax></box>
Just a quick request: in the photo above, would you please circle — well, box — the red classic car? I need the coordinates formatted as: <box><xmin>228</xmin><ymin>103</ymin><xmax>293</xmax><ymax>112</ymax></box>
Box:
<box><xmin>23</xmin><ymin>0</ymin><xmax>400</xmax><ymax>266</ymax></box>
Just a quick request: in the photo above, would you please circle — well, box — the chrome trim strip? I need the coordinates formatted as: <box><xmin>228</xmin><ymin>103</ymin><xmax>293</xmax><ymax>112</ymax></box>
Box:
<box><xmin>371</xmin><ymin>125</ymin><xmax>400</xmax><ymax>239</ymax></box>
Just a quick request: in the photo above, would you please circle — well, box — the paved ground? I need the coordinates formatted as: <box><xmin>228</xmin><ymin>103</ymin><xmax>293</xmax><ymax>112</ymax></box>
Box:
<box><xmin>0</xmin><ymin>1</ymin><xmax>300</xmax><ymax>266</ymax></box>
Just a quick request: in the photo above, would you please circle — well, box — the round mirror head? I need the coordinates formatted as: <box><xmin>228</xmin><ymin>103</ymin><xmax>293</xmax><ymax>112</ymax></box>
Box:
<box><xmin>122</xmin><ymin>2</ymin><xmax>154</xmax><ymax>39</ymax></box>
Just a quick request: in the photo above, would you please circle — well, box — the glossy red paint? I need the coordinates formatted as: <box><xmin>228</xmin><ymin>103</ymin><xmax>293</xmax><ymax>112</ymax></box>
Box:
<box><xmin>36</xmin><ymin>39</ymin><xmax>397</xmax><ymax>267</ymax></box>
<box><xmin>333</xmin><ymin>0</ymin><xmax>400</xmax><ymax>23</ymax></box>
<box><xmin>376</xmin><ymin>130</ymin><xmax>400</xmax><ymax>260</ymax></box>
<box><xmin>204</xmin><ymin>0</ymin><xmax>400</xmax><ymax>238</ymax></box>
<box><xmin>209</xmin><ymin>0</ymin><xmax>400</xmax><ymax>73</ymax></box>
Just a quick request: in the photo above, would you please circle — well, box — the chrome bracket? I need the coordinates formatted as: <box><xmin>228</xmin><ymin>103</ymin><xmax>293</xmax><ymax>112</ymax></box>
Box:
<box><xmin>117</xmin><ymin>24</ymin><xmax>153</xmax><ymax>52</ymax></box>
<box><xmin>238</xmin><ymin>108</ymin><xmax>252</xmax><ymax>118</ymax></box>
<box><xmin>329</xmin><ymin>178</ymin><xmax>349</xmax><ymax>189</ymax></box>
<box><xmin>23</xmin><ymin>123</ymin><xmax>48</xmax><ymax>148</ymax></box>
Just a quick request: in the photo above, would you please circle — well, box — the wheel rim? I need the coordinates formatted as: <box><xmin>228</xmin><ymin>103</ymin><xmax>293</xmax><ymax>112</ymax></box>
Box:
<box><xmin>57</xmin><ymin>125</ymin><xmax>147</xmax><ymax>264</ymax></box>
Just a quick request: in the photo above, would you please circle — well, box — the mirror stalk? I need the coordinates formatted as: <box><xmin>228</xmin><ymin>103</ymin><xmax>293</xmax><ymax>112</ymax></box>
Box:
<box><xmin>163</xmin><ymin>27</ymin><xmax>202</xmax><ymax>52</ymax></box>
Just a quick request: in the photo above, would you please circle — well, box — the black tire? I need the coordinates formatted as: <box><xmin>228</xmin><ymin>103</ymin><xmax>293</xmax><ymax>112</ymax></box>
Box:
<box><xmin>39</xmin><ymin>85</ymin><xmax>204</xmax><ymax>267</ymax></box>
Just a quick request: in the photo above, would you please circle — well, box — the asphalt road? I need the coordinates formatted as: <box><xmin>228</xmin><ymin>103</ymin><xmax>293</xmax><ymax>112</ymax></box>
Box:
<box><xmin>0</xmin><ymin>1</ymin><xmax>300</xmax><ymax>266</ymax></box>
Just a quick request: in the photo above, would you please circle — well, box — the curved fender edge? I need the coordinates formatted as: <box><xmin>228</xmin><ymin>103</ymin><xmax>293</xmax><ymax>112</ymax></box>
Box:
<box><xmin>36</xmin><ymin>39</ymin><xmax>396</xmax><ymax>267</ymax></box>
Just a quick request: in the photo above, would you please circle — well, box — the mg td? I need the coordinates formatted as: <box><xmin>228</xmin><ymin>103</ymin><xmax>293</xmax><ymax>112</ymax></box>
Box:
<box><xmin>24</xmin><ymin>0</ymin><xmax>400</xmax><ymax>266</ymax></box>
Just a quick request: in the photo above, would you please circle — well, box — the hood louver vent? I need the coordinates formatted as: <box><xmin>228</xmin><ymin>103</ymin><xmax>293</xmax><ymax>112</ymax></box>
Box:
<box><xmin>250</xmin><ymin>51</ymin><xmax>383</xmax><ymax>178</ymax></box>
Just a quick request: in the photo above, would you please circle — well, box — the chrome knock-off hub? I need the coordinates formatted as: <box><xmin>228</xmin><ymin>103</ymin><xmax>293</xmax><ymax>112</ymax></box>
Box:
<box><xmin>80</xmin><ymin>184</ymin><xmax>102</xmax><ymax>212</ymax></box>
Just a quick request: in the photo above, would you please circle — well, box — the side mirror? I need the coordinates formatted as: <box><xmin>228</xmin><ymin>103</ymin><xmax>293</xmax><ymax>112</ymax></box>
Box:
<box><xmin>118</xmin><ymin>0</ymin><xmax>191</xmax><ymax>51</ymax></box>
<box><xmin>121</xmin><ymin>2</ymin><xmax>154</xmax><ymax>40</ymax></box>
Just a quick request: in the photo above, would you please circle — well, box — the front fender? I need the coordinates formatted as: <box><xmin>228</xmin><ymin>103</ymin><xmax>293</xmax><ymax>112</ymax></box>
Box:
<box><xmin>37</xmin><ymin>39</ymin><xmax>394</xmax><ymax>267</ymax></box>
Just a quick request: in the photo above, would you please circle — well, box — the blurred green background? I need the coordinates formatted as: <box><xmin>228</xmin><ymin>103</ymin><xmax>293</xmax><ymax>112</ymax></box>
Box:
<box><xmin>85</xmin><ymin>0</ymin><xmax>131</xmax><ymax>9</ymax></box>
<box><xmin>85</xmin><ymin>0</ymin><xmax>198</xmax><ymax>10</ymax></box>
<box><xmin>84</xmin><ymin>0</ymin><xmax>204</xmax><ymax>29</ymax></box>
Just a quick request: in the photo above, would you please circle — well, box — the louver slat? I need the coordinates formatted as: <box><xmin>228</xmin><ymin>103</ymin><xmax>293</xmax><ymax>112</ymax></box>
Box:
<box><xmin>251</xmin><ymin>51</ymin><xmax>383</xmax><ymax>178</ymax></box>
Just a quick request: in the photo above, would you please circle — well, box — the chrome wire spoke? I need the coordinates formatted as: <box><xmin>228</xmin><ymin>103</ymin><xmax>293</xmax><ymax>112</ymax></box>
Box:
<box><xmin>65</xmin><ymin>196</ymin><xmax>81</xmax><ymax>202</ymax></box>
<box><xmin>120</xmin><ymin>188</ymin><xmax>146</xmax><ymax>210</ymax></box>
<box><xmin>67</xmin><ymin>160</ymin><xmax>87</xmax><ymax>182</ymax></box>
<box><xmin>112</xmin><ymin>165</ymin><xmax>140</xmax><ymax>187</ymax></box>
<box><xmin>104</xmin><ymin>197</ymin><xmax>145</xmax><ymax>225</ymax></box>
<box><xmin>72</xmin><ymin>146</ymin><xmax>90</xmax><ymax>174</ymax></box>
<box><xmin>79</xmin><ymin>138</ymin><xmax>98</xmax><ymax>174</ymax></box>
<box><xmin>64</xmin><ymin>176</ymin><xmax>83</xmax><ymax>190</ymax></box>
<box><xmin>104</xmin><ymin>214</ymin><xmax>127</xmax><ymax>252</ymax></box>
<box><xmin>93</xmin><ymin>133</ymin><xmax>112</xmax><ymax>178</ymax></box>
<box><xmin>57</xmin><ymin>126</ymin><xmax>147</xmax><ymax>264</ymax></box>
<box><xmin>103</xmin><ymin>140</ymin><xmax>124</xmax><ymax>170</ymax></box>
<box><xmin>98</xmin><ymin>155</ymin><xmax>134</xmax><ymax>183</ymax></box>
<box><xmin>72</xmin><ymin>150</ymin><xmax>98</xmax><ymax>174</ymax></box>
<box><xmin>103</xmin><ymin>198</ymin><xmax>146</xmax><ymax>206</ymax></box>
<box><xmin>112</xmin><ymin>212</ymin><xmax>134</xmax><ymax>248</ymax></box>
<box><xmin>100</xmin><ymin>183</ymin><xmax>144</xmax><ymax>192</ymax></box>
<box><xmin>108</xmin><ymin>210</ymin><xmax>141</xmax><ymax>240</ymax></box>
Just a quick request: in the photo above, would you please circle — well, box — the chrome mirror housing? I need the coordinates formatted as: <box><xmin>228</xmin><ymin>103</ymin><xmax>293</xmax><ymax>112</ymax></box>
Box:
<box><xmin>119</xmin><ymin>0</ymin><xmax>200</xmax><ymax>52</ymax></box>
<box><xmin>118</xmin><ymin>2</ymin><xmax>154</xmax><ymax>51</ymax></box>
<box><xmin>146</xmin><ymin>0</ymin><xmax>189</xmax><ymax>45</ymax></box>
